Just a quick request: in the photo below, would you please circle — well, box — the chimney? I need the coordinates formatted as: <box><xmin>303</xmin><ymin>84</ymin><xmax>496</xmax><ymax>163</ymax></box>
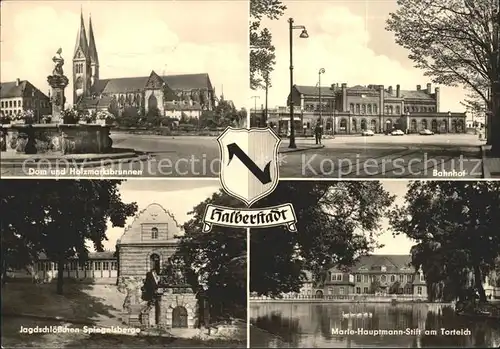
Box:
<box><xmin>330</xmin><ymin>84</ymin><xmax>336</xmax><ymax>92</ymax></box>
<box><xmin>388</xmin><ymin>86</ymin><xmax>393</xmax><ymax>95</ymax></box>
<box><xmin>426</xmin><ymin>83</ymin><xmax>431</xmax><ymax>94</ymax></box>
<box><xmin>15</xmin><ymin>78</ymin><xmax>20</xmax><ymax>86</ymax></box>
<box><xmin>416</xmin><ymin>85</ymin><xmax>421</xmax><ymax>91</ymax></box>
<box><xmin>379</xmin><ymin>85</ymin><xmax>384</xmax><ymax>120</ymax></box>
<box><xmin>396</xmin><ymin>84</ymin><xmax>401</xmax><ymax>98</ymax></box>
<box><xmin>434</xmin><ymin>87</ymin><xmax>440</xmax><ymax>112</ymax></box>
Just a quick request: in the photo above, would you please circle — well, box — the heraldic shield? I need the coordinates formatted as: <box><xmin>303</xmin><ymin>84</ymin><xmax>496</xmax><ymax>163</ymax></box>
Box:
<box><xmin>217</xmin><ymin>127</ymin><xmax>281</xmax><ymax>206</ymax></box>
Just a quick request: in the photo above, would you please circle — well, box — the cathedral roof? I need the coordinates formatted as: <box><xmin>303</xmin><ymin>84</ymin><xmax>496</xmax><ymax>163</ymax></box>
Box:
<box><xmin>93</xmin><ymin>73</ymin><xmax>213</xmax><ymax>95</ymax></box>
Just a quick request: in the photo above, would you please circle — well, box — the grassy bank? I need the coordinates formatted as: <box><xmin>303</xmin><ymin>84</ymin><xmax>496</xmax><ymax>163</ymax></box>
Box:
<box><xmin>1</xmin><ymin>282</ymin><xmax>245</xmax><ymax>347</ymax></box>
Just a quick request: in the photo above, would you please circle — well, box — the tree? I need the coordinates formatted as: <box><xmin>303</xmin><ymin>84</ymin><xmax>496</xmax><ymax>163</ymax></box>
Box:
<box><xmin>389</xmin><ymin>281</ymin><xmax>401</xmax><ymax>294</ymax></box>
<box><xmin>386</xmin><ymin>0</ymin><xmax>500</xmax><ymax>154</ymax></box>
<box><xmin>145</xmin><ymin>107</ymin><xmax>162</xmax><ymax>127</ymax></box>
<box><xmin>250</xmin><ymin>0</ymin><xmax>287</xmax><ymax>90</ymax></box>
<box><xmin>0</xmin><ymin>180</ymin><xmax>137</xmax><ymax>294</ymax></box>
<box><xmin>174</xmin><ymin>190</ymin><xmax>246</xmax><ymax>321</ymax></box>
<box><xmin>389</xmin><ymin>181</ymin><xmax>500</xmax><ymax>302</ymax></box>
<box><xmin>214</xmin><ymin>99</ymin><xmax>237</xmax><ymax>127</ymax></box>
<box><xmin>119</xmin><ymin>107</ymin><xmax>141</xmax><ymax>128</ymax></box>
<box><xmin>250</xmin><ymin>181</ymin><xmax>395</xmax><ymax>297</ymax></box>
<box><xmin>370</xmin><ymin>278</ymin><xmax>382</xmax><ymax>294</ymax></box>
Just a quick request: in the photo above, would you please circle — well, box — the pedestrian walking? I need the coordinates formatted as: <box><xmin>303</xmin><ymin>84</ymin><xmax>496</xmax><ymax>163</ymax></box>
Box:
<box><xmin>314</xmin><ymin>120</ymin><xmax>323</xmax><ymax>145</ymax></box>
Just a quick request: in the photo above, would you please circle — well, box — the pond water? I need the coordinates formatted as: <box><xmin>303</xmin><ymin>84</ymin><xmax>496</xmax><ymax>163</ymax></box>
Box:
<box><xmin>250</xmin><ymin>302</ymin><xmax>500</xmax><ymax>348</ymax></box>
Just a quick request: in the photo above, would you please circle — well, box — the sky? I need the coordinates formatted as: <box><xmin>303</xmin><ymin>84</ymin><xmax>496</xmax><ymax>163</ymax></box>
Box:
<box><xmin>1</xmin><ymin>0</ymin><xmax>248</xmax><ymax>108</ymax></box>
<box><xmin>101</xmin><ymin>179</ymin><xmax>220</xmax><ymax>251</ymax></box>
<box><xmin>374</xmin><ymin>180</ymin><xmax>413</xmax><ymax>255</ymax></box>
<box><xmin>251</xmin><ymin>0</ymin><xmax>467</xmax><ymax>113</ymax></box>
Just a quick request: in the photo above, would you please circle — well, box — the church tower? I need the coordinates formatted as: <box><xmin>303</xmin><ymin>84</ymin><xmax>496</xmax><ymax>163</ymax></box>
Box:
<box><xmin>87</xmin><ymin>14</ymin><xmax>99</xmax><ymax>91</ymax></box>
<box><xmin>73</xmin><ymin>10</ymin><xmax>90</xmax><ymax>105</ymax></box>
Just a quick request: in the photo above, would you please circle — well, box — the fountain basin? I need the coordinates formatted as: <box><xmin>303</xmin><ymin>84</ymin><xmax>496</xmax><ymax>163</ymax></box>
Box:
<box><xmin>0</xmin><ymin>123</ymin><xmax>113</xmax><ymax>155</ymax></box>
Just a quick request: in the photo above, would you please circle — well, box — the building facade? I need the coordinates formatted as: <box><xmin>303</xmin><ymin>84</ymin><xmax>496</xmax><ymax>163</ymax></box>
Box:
<box><xmin>267</xmin><ymin>83</ymin><xmax>466</xmax><ymax>135</ymax></box>
<box><xmin>115</xmin><ymin>203</ymin><xmax>183</xmax><ymax>285</ymax></box>
<box><xmin>72</xmin><ymin>12</ymin><xmax>216</xmax><ymax>120</ymax></box>
<box><xmin>0</xmin><ymin>78</ymin><xmax>51</xmax><ymax>121</ymax></box>
<box><xmin>290</xmin><ymin>255</ymin><xmax>499</xmax><ymax>300</ymax></box>
<box><xmin>319</xmin><ymin>255</ymin><xmax>428</xmax><ymax>298</ymax></box>
<box><xmin>8</xmin><ymin>203</ymin><xmax>182</xmax><ymax>286</ymax></box>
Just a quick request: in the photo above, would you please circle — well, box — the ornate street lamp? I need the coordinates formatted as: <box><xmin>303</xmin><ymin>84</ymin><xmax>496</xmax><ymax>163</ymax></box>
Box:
<box><xmin>288</xmin><ymin>18</ymin><xmax>309</xmax><ymax>148</ymax></box>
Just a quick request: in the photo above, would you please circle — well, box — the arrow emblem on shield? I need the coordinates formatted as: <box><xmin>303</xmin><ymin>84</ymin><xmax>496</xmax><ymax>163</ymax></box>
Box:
<box><xmin>217</xmin><ymin>127</ymin><xmax>281</xmax><ymax>207</ymax></box>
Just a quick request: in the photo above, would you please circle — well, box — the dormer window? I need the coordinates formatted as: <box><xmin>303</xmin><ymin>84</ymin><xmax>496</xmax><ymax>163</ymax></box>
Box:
<box><xmin>151</xmin><ymin>227</ymin><xmax>158</xmax><ymax>239</ymax></box>
<box><xmin>381</xmin><ymin>266</ymin><xmax>387</xmax><ymax>272</ymax></box>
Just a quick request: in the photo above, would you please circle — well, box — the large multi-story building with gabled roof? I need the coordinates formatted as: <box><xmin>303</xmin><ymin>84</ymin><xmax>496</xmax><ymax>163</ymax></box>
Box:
<box><xmin>72</xmin><ymin>11</ymin><xmax>216</xmax><ymax>120</ymax></box>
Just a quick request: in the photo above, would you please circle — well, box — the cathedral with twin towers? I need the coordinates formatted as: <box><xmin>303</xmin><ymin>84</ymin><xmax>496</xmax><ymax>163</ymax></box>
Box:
<box><xmin>72</xmin><ymin>11</ymin><xmax>216</xmax><ymax>119</ymax></box>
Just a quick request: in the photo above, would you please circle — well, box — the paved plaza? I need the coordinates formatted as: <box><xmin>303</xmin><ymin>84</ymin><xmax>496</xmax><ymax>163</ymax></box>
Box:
<box><xmin>278</xmin><ymin>134</ymin><xmax>484</xmax><ymax>178</ymax></box>
<box><xmin>0</xmin><ymin>132</ymin><xmax>486</xmax><ymax>178</ymax></box>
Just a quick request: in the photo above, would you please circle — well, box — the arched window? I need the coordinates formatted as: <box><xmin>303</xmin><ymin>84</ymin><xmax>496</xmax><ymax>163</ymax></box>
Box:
<box><xmin>361</xmin><ymin>119</ymin><xmax>367</xmax><ymax>131</ymax></box>
<box><xmin>356</xmin><ymin>104</ymin><xmax>360</xmax><ymax>114</ymax></box>
<box><xmin>421</xmin><ymin>119</ymin><xmax>428</xmax><ymax>130</ymax></box>
<box><xmin>148</xmin><ymin>94</ymin><xmax>158</xmax><ymax>110</ymax></box>
<box><xmin>151</xmin><ymin>227</ymin><xmax>159</xmax><ymax>239</ymax></box>
<box><xmin>373</xmin><ymin>104</ymin><xmax>378</xmax><ymax>114</ymax></box>
<box><xmin>340</xmin><ymin>118</ymin><xmax>347</xmax><ymax>132</ymax></box>
<box><xmin>150</xmin><ymin>253</ymin><xmax>160</xmax><ymax>273</ymax></box>
<box><xmin>362</xmin><ymin>104</ymin><xmax>366</xmax><ymax>114</ymax></box>
<box><xmin>431</xmin><ymin>119</ymin><xmax>438</xmax><ymax>132</ymax></box>
<box><xmin>396</xmin><ymin>106</ymin><xmax>401</xmax><ymax>115</ymax></box>
<box><xmin>370</xmin><ymin>119</ymin><xmax>377</xmax><ymax>131</ymax></box>
<box><xmin>367</xmin><ymin>104</ymin><xmax>372</xmax><ymax>114</ymax></box>
<box><xmin>389</xmin><ymin>106</ymin><xmax>393</xmax><ymax>114</ymax></box>
<box><xmin>352</xmin><ymin>119</ymin><xmax>357</xmax><ymax>132</ymax></box>
<box><xmin>350</xmin><ymin>103</ymin><xmax>354</xmax><ymax>113</ymax></box>
<box><xmin>385</xmin><ymin>106</ymin><xmax>389</xmax><ymax>114</ymax></box>
<box><xmin>411</xmin><ymin>119</ymin><xmax>417</xmax><ymax>132</ymax></box>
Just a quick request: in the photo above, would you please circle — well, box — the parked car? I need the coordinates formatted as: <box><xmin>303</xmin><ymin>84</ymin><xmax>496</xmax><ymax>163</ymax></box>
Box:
<box><xmin>419</xmin><ymin>129</ymin><xmax>434</xmax><ymax>135</ymax></box>
<box><xmin>391</xmin><ymin>129</ymin><xmax>405</xmax><ymax>136</ymax></box>
<box><xmin>361</xmin><ymin>130</ymin><xmax>375</xmax><ymax>136</ymax></box>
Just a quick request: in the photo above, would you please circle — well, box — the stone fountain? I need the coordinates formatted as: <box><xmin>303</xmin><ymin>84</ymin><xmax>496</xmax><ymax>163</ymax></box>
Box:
<box><xmin>0</xmin><ymin>48</ymin><xmax>113</xmax><ymax>156</ymax></box>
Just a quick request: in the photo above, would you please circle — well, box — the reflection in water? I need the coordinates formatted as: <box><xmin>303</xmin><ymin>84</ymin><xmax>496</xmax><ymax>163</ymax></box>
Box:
<box><xmin>250</xmin><ymin>302</ymin><xmax>500</xmax><ymax>348</ymax></box>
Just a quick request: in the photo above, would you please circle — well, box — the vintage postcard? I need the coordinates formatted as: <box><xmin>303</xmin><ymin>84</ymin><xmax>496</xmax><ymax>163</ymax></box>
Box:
<box><xmin>249</xmin><ymin>0</ymin><xmax>499</xmax><ymax>179</ymax></box>
<box><xmin>1</xmin><ymin>179</ymin><xmax>247</xmax><ymax>347</ymax></box>
<box><xmin>0</xmin><ymin>1</ymin><xmax>248</xmax><ymax>178</ymax></box>
<box><xmin>248</xmin><ymin>179</ymin><xmax>500</xmax><ymax>348</ymax></box>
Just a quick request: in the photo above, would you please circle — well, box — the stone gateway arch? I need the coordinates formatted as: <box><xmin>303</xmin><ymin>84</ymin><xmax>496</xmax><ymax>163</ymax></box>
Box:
<box><xmin>116</xmin><ymin>203</ymin><xmax>205</xmax><ymax>329</ymax></box>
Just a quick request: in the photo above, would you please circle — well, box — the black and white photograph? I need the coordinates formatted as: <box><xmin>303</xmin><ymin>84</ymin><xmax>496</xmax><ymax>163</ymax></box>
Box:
<box><xmin>250</xmin><ymin>0</ymin><xmax>500</xmax><ymax>178</ymax></box>
<box><xmin>0</xmin><ymin>1</ymin><xmax>248</xmax><ymax>178</ymax></box>
<box><xmin>1</xmin><ymin>179</ymin><xmax>246</xmax><ymax>347</ymax></box>
<box><xmin>249</xmin><ymin>180</ymin><xmax>500</xmax><ymax>348</ymax></box>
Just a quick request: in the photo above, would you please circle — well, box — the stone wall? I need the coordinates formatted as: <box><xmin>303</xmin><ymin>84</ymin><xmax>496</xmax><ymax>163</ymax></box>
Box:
<box><xmin>119</xmin><ymin>245</ymin><xmax>177</xmax><ymax>279</ymax></box>
<box><xmin>159</xmin><ymin>288</ymin><xmax>198</xmax><ymax>329</ymax></box>
<box><xmin>0</xmin><ymin>124</ymin><xmax>112</xmax><ymax>154</ymax></box>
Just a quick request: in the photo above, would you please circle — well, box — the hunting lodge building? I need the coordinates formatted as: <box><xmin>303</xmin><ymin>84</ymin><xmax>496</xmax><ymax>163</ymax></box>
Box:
<box><xmin>264</xmin><ymin>83</ymin><xmax>466</xmax><ymax>135</ymax></box>
<box><xmin>20</xmin><ymin>204</ymin><xmax>182</xmax><ymax>286</ymax></box>
<box><xmin>72</xmin><ymin>12</ymin><xmax>215</xmax><ymax>119</ymax></box>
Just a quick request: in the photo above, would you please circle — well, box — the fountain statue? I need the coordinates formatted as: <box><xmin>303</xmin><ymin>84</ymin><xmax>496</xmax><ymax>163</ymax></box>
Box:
<box><xmin>47</xmin><ymin>48</ymin><xmax>69</xmax><ymax>123</ymax></box>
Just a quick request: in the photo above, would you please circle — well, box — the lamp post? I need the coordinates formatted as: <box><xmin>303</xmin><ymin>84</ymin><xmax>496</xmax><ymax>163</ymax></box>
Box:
<box><xmin>264</xmin><ymin>72</ymin><xmax>269</xmax><ymax>126</ymax></box>
<box><xmin>288</xmin><ymin>18</ymin><xmax>309</xmax><ymax>148</ymax></box>
<box><xmin>406</xmin><ymin>111</ymin><xmax>410</xmax><ymax>134</ymax></box>
<box><xmin>318</xmin><ymin>68</ymin><xmax>325</xmax><ymax>125</ymax></box>
<box><xmin>251</xmin><ymin>95</ymin><xmax>260</xmax><ymax>126</ymax></box>
<box><xmin>491</xmin><ymin>2</ymin><xmax>499</xmax><ymax>151</ymax></box>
